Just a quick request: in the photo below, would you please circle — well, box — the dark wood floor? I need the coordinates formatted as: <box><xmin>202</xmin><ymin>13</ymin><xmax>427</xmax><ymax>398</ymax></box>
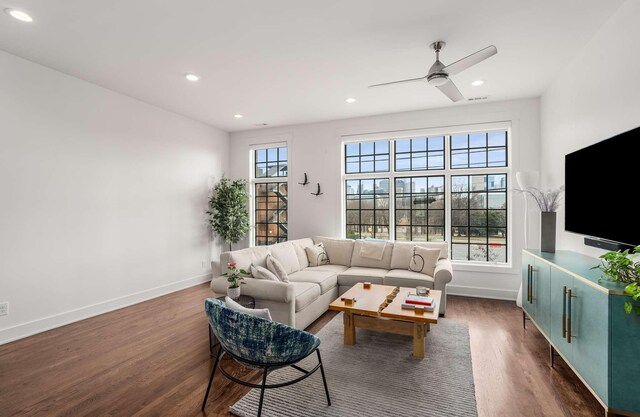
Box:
<box><xmin>0</xmin><ymin>284</ymin><xmax>603</xmax><ymax>417</ymax></box>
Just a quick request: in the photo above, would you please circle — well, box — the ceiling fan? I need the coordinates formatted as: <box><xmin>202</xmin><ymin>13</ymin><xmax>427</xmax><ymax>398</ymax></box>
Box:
<box><xmin>368</xmin><ymin>41</ymin><xmax>497</xmax><ymax>102</ymax></box>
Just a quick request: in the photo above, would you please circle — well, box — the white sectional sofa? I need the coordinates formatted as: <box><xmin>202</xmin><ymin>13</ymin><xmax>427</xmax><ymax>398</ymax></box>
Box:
<box><xmin>210</xmin><ymin>237</ymin><xmax>453</xmax><ymax>330</ymax></box>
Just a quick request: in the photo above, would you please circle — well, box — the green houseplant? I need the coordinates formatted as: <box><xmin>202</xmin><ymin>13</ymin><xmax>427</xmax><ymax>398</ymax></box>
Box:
<box><xmin>207</xmin><ymin>177</ymin><xmax>250</xmax><ymax>252</ymax></box>
<box><xmin>593</xmin><ymin>246</ymin><xmax>640</xmax><ymax>315</ymax></box>
<box><xmin>224</xmin><ymin>262</ymin><xmax>249</xmax><ymax>299</ymax></box>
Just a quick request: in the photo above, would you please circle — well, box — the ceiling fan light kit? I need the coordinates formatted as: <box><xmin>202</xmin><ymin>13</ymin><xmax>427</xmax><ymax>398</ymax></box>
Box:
<box><xmin>369</xmin><ymin>40</ymin><xmax>497</xmax><ymax>102</ymax></box>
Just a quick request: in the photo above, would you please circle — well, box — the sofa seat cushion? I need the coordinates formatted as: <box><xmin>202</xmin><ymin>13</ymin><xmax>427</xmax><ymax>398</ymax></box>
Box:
<box><xmin>292</xmin><ymin>282</ymin><xmax>322</xmax><ymax>312</ymax></box>
<box><xmin>337</xmin><ymin>267</ymin><xmax>389</xmax><ymax>287</ymax></box>
<box><xmin>305</xmin><ymin>265</ymin><xmax>349</xmax><ymax>274</ymax></box>
<box><xmin>288</xmin><ymin>270</ymin><xmax>338</xmax><ymax>295</ymax></box>
<box><xmin>384</xmin><ymin>269</ymin><xmax>435</xmax><ymax>289</ymax></box>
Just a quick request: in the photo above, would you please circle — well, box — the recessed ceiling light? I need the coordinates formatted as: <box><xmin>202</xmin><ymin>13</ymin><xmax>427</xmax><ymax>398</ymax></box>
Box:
<box><xmin>185</xmin><ymin>73</ymin><xmax>200</xmax><ymax>82</ymax></box>
<box><xmin>4</xmin><ymin>8</ymin><xmax>33</xmax><ymax>22</ymax></box>
<box><xmin>234</xmin><ymin>114</ymin><xmax>243</xmax><ymax>119</ymax></box>
<box><xmin>345</xmin><ymin>98</ymin><xmax>357</xmax><ymax>103</ymax></box>
<box><xmin>471</xmin><ymin>80</ymin><xmax>484</xmax><ymax>87</ymax></box>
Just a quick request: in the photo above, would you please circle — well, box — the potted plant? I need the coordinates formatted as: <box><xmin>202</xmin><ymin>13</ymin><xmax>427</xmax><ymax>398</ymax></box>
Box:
<box><xmin>207</xmin><ymin>177</ymin><xmax>250</xmax><ymax>252</ymax></box>
<box><xmin>225</xmin><ymin>262</ymin><xmax>249</xmax><ymax>300</ymax></box>
<box><xmin>593</xmin><ymin>246</ymin><xmax>640</xmax><ymax>315</ymax></box>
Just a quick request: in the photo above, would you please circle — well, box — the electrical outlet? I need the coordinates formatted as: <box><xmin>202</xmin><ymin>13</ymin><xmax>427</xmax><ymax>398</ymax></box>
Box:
<box><xmin>0</xmin><ymin>302</ymin><xmax>8</xmax><ymax>316</ymax></box>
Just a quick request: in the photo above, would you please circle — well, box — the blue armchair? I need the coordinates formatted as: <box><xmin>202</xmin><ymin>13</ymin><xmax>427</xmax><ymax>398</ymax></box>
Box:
<box><xmin>202</xmin><ymin>298</ymin><xmax>331</xmax><ymax>416</ymax></box>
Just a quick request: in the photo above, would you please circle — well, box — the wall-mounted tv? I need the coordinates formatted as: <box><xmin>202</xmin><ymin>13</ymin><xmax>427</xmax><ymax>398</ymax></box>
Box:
<box><xmin>565</xmin><ymin>126</ymin><xmax>639</xmax><ymax>248</ymax></box>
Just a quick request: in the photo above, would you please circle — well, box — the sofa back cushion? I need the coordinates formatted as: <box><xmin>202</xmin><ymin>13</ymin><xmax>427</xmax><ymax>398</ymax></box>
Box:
<box><xmin>289</xmin><ymin>238</ymin><xmax>315</xmax><ymax>269</ymax></box>
<box><xmin>313</xmin><ymin>236</ymin><xmax>355</xmax><ymax>266</ymax></box>
<box><xmin>221</xmin><ymin>246</ymin><xmax>270</xmax><ymax>275</ymax></box>
<box><xmin>390</xmin><ymin>241</ymin><xmax>449</xmax><ymax>270</ymax></box>
<box><xmin>350</xmin><ymin>240</ymin><xmax>394</xmax><ymax>270</ymax></box>
<box><xmin>268</xmin><ymin>241</ymin><xmax>301</xmax><ymax>275</ymax></box>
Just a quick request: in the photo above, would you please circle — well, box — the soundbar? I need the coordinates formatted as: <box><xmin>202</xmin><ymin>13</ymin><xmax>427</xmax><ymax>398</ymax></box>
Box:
<box><xmin>584</xmin><ymin>237</ymin><xmax>635</xmax><ymax>252</ymax></box>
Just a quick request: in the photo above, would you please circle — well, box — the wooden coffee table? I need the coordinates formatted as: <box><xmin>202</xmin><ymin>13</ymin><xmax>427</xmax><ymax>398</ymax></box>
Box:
<box><xmin>328</xmin><ymin>283</ymin><xmax>441</xmax><ymax>359</ymax></box>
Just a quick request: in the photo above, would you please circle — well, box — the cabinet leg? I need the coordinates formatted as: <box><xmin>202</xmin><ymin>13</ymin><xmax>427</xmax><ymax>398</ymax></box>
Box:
<box><xmin>522</xmin><ymin>310</ymin><xmax>526</xmax><ymax>329</ymax></box>
<box><xmin>549</xmin><ymin>344</ymin><xmax>561</xmax><ymax>368</ymax></box>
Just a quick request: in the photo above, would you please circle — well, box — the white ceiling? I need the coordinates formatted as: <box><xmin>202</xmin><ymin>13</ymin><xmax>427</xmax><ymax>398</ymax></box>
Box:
<box><xmin>0</xmin><ymin>0</ymin><xmax>625</xmax><ymax>132</ymax></box>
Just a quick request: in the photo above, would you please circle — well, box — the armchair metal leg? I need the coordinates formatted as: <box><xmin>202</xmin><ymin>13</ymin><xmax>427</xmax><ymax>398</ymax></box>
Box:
<box><xmin>201</xmin><ymin>346</ymin><xmax>222</xmax><ymax>411</ymax></box>
<box><xmin>317</xmin><ymin>350</ymin><xmax>331</xmax><ymax>406</ymax></box>
<box><xmin>257</xmin><ymin>366</ymin><xmax>269</xmax><ymax>417</ymax></box>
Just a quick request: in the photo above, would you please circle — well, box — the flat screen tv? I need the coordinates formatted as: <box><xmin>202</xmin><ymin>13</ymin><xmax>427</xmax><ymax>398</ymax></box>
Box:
<box><xmin>565</xmin><ymin>126</ymin><xmax>639</xmax><ymax>247</ymax></box>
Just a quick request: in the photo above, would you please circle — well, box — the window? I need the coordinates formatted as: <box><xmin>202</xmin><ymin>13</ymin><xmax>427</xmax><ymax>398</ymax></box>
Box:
<box><xmin>451</xmin><ymin>174</ymin><xmax>507</xmax><ymax>262</ymax></box>
<box><xmin>345</xmin><ymin>178</ymin><xmax>389</xmax><ymax>239</ymax></box>
<box><xmin>395</xmin><ymin>136</ymin><xmax>445</xmax><ymax>171</ymax></box>
<box><xmin>253</xmin><ymin>146</ymin><xmax>288</xmax><ymax>245</ymax></box>
<box><xmin>395</xmin><ymin>176</ymin><xmax>445</xmax><ymax>241</ymax></box>
<box><xmin>451</xmin><ymin>131</ymin><xmax>507</xmax><ymax>169</ymax></box>
<box><xmin>254</xmin><ymin>182</ymin><xmax>288</xmax><ymax>245</ymax></box>
<box><xmin>255</xmin><ymin>147</ymin><xmax>288</xmax><ymax>178</ymax></box>
<box><xmin>345</xmin><ymin>141</ymin><xmax>389</xmax><ymax>174</ymax></box>
<box><xmin>343</xmin><ymin>129</ymin><xmax>509</xmax><ymax>264</ymax></box>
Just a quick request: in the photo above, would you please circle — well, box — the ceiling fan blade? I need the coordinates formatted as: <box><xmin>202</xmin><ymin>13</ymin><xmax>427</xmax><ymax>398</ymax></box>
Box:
<box><xmin>442</xmin><ymin>45</ymin><xmax>497</xmax><ymax>75</ymax></box>
<box><xmin>368</xmin><ymin>77</ymin><xmax>425</xmax><ymax>88</ymax></box>
<box><xmin>436</xmin><ymin>80</ymin><xmax>465</xmax><ymax>102</ymax></box>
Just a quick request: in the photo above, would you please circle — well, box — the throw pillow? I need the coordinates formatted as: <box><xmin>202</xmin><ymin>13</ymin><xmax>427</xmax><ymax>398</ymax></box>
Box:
<box><xmin>225</xmin><ymin>296</ymin><xmax>272</xmax><ymax>321</ymax></box>
<box><xmin>250</xmin><ymin>264</ymin><xmax>279</xmax><ymax>281</ymax></box>
<box><xmin>266</xmin><ymin>253</ymin><xmax>289</xmax><ymax>283</ymax></box>
<box><xmin>305</xmin><ymin>243</ymin><xmax>330</xmax><ymax>267</ymax></box>
<box><xmin>409</xmin><ymin>246</ymin><xmax>441</xmax><ymax>277</ymax></box>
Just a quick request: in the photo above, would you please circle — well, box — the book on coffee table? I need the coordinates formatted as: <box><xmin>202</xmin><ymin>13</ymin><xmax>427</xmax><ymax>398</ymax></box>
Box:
<box><xmin>405</xmin><ymin>294</ymin><xmax>434</xmax><ymax>306</ymax></box>
<box><xmin>401</xmin><ymin>302</ymin><xmax>436</xmax><ymax>312</ymax></box>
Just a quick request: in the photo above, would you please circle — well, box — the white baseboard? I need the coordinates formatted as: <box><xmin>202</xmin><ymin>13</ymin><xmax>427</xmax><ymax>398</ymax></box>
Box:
<box><xmin>0</xmin><ymin>273</ymin><xmax>212</xmax><ymax>346</ymax></box>
<box><xmin>447</xmin><ymin>284</ymin><xmax>518</xmax><ymax>301</ymax></box>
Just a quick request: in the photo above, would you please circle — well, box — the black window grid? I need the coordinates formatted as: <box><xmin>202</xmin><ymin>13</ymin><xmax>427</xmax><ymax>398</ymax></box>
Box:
<box><xmin>450</xmin><ymin>131</ymin><xmax>508</xmax><ymax>169</ymax></box>
<box><xmin>342</xmin><ymin>132</ymin><xmax>510</xmax><ymax>263</ymax></box>
<box><xmin>255</xmin><ymin>147</ymin><xmax>288</xmax><ymax>178</ymax></box>
<box><xmin>345</xmin><ymin>179</ymin><xmax>390</xmax><ymax>240</ymax></box>
<box><xmin>394</xmin><ymin>176</ymin><xmax>446</xmax><ymax>242</ymax></box>
<box><xmin>344</xmin><ymin>141</ymin><xmax>390</xmax><ymax>174</ymax></box>
<box><xmin>450</xmin><ymin>174</ymin><xmax>508</xmax><ymax>262</ymax></box>
<box><xmin>255</xmin><ymin>182</ymin><xmax>288</xmax><ymax>246</ymax></box>
<box><xmin>394</xmin><ymin>136</ymin><xmax>445</xmax><ymax>172</ymax></box>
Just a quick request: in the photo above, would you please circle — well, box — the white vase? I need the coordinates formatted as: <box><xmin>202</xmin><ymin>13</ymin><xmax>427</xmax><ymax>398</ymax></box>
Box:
<box><xmin>228</xmin><ymin>286</ymin><xmax>241</xmax><ymax>300</ymax></box>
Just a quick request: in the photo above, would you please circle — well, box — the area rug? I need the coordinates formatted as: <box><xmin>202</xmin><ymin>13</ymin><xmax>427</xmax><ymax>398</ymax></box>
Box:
<box><xmin>229</xmin><ymin>313</ymin><xmax>477</xmax><ymax>417</ymax></box>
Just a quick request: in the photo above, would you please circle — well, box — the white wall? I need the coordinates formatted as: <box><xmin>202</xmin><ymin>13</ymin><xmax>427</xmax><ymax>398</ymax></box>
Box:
<box><xmin>540</xmin><ymin>0</ymin><xmax>640</xmax><ymax>258</ymax></box>
<box><xmin>229</xmin><ymin>98</ymin><xmax>541</xmax><ymax>300</ymax></box>
<box><xmin>0</xmin><ymin>50</ymin><xmax>229</xmax><ymax>344</ymax></box>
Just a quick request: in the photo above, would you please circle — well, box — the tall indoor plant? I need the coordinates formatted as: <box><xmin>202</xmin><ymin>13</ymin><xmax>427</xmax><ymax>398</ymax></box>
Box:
<box><xmin>207</xmin><ymin>177</ymin><xmax>250</xmax><ymax>252</ymax></box>
<box><xmin>593</xmin><ymin>246</ymin><xmax>640</xmax><ymax>316</ymax></box>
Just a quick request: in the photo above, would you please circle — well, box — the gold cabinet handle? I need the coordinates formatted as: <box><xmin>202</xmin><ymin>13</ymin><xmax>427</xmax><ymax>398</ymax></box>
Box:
<box><xmin>566</xmin><ymin>288</ymin><xmax>576</xmax><ymax>343</ymax></box>
<box><xmin>528</xmin><ymin>265</ymin><xmax>533</xmax><ymax>303</ymax></box>
<box><xmin>562</xmin><ymin>286</ymin><xmax>567</xmax><ymax>339</ymax></box>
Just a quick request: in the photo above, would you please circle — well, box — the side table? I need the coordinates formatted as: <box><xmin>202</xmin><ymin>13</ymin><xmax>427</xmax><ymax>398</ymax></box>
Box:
<box><xmin>208</xmin><ymin>295</ymin><xmax>256</xmax><ymax>356</ymax></box>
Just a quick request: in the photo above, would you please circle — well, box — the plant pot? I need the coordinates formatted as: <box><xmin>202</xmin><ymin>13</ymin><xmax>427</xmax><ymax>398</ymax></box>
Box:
<box><xmin>227</xmin><ymin>286</ymin><xmax>241</xmax><ymax>300</ymax></box>
<box><xmin>541</xmin><ymin>211</ymin><xmax>556</xmax><ymax>253</ymax></box>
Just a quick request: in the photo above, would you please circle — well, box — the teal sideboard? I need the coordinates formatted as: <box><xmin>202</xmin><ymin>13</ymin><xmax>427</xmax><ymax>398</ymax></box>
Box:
<box><xmin>522</xmin><ymin>249</ymin><xmax>640</xmax><ymax>417</ymax></box>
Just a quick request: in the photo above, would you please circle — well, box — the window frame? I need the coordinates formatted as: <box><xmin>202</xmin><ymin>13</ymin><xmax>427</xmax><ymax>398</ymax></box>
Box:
<box><xmin>250</xmin><ymin>141</ymin><xmax>289</xmax><ymax>247</ymax></box>
<box><xmin>341</xmin><ymin>123</ymin><xmax>512</xmax><ymax>266</ymax></box>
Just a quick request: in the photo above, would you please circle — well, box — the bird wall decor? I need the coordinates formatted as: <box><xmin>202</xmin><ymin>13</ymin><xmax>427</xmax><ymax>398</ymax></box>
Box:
<box><xmin>298</xmin><ymin>172</ymin><xmax>310</xmax><ymax>186</ymax></box>
<box><xmin>311</xmin><ymin>183</ymin><xmax>323</xmax><ymax>196</ymax></box>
